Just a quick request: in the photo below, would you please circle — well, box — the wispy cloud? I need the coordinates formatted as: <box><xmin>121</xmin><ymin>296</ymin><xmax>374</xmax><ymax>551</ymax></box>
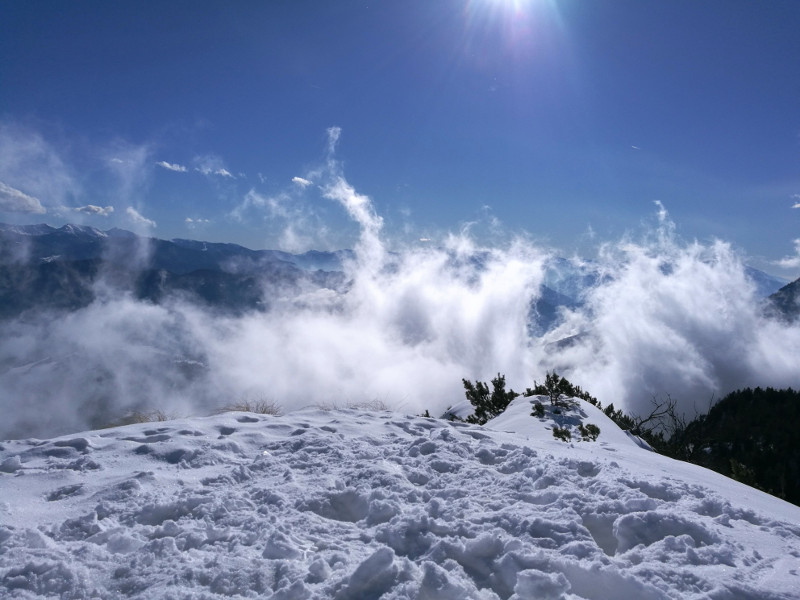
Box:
<box><xmin>0</xmin><ymin>180</ymin><xmax>46</xmax><ymax>214</ymax></box>
<box><xmin>230</xmin><ymin>188</ymin><xmax>277</xmax><ymax>221</ymax></box>
<box><xmin>326</xmin><ymin>126</ymin><xmax>342</xmax><ymax>154</ymax></box>
<box><xmin>791</xmin><ymin>194</ymin><xmax>800</xmax><ymax>209</ymax></box>
<box><xmin>104</xmin><ymin>142</ymin><xmax>153</xmax><ymax>206</ymax></box>
<box><xmin>75</xmin><ymin>204</ymin><xmax>114</xmax><ymax>217</ymax></box>
<box><xmin>126</xmin><ymin>206</ymin><xmax>156</xmax><ymax>228</ymax></box>
<box><xmin>0</xmin><ymin>120</ymin><xmax>81</xmax><ymax>211</ymax></box>
<box><xmin>194</xmin><ymin>155</ymin><xmax>235</xmax><ymax>178</ymax></box>
<box><xmin>292</xmin><ymin>176</ymin><xmax>312</xmax><ymax>188</ymax></box>
<box><xmin>156</xmin><ymin>161</ymin><xmax>188</xmax><ymax>173</ymax></box>
<box><xmin>196</xmin><ymin>166</ymin><xmax>234</xmax><ymax>178</ymax></box>
<box><xmin>230</xmin><ymin>187</ymin><xmax>330</xmax><ymax>253</ymax></box>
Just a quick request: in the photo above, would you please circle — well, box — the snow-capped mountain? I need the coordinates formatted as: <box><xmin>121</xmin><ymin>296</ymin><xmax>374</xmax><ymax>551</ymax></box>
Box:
<box><xmin>1</xmin><ymin>399</ymin><xmax>798</xmax><ymax>598</ymax></box>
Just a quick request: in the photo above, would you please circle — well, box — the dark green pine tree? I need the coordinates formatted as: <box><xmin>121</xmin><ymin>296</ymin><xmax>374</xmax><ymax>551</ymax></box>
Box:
<box><xmin>463</xmin><ymin>373</ymin><xmax>519</xmax><ymax>425</ymax></box>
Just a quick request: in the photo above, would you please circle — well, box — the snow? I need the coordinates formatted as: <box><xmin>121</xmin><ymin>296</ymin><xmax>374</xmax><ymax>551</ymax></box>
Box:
<box><xmin>1</xmin><ymin>399</ymin><xmax>799</xmax><ymax>599</ymax></box>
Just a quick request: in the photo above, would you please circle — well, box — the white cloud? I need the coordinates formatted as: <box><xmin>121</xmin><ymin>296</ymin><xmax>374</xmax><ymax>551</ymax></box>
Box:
<box><xmin>292</xmin><ymin>176</ymin><xmax>312</xmax><ymax>188</ymax></box>
<box><xmin>156</xmin><ymin>161</ymin><xmax>188</xmax><ymax>173</ymax></box>
<box><xmin>126</xmin><ymin>206</ymin><xmax>156</xmax><ymax>228</ymax></box>
<box><xmin>0</xmin><ymin>180</ymin><xmax>46</xmax><ymax>214</ymax></box>
<box><xmin>776</xmin><ymin>239</ymin><xmax>800</xmax><ymax>269</ymax></box>
<box><xmin>185</xmin><ymin>217</ymin><xmax>211</xmax><ymax>230</ymax></box>
<box><xmin>74</xmin><ymin>204</ymin><xmax>114</xmax><ymax>217</ymax></box>
<box><xmin>195</xmin><ymin>166</ymin><xmax>235</xmax><ymax>178</ymax></box>
<box><xmin>326</xmin><ymin>126</ymin><xmax>342</xmax><ymax>154</ymax></box>
<box><xmin>194</xmin><ymin>155</ymin><xmax>235</xmax><ymax>178</ymax></box>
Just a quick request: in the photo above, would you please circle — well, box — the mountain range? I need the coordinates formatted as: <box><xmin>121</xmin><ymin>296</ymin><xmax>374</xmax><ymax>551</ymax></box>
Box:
<box><xmin>1</xmin><ymin>223</ymin><xmax>796</xmax><ymax>326</ymax></box>
<box><xmin>0</xmin><ymin>223</ymin><xmax>348</xmax><ymax>318</ymax></box>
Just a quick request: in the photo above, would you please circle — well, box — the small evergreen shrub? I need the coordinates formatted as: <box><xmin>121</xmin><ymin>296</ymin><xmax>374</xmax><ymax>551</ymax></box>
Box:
<box><xmin>525</xmin><ymin>371</ymin><xmax>597</xmax><ymax>407</ymax></box>
<box><xmin>552</xmin><ymin>426</ymin><xmax>571</xmax><ymax>442</ymax></box>
<box><xmin>531</xmin><ymin>401</ymin><xmax>545</xmax><ymax>418</ymax></box>
<box><xmin>463</xmin><ymin>373</ymin><xmax>519</xmax><ymax>425</ymax></box>
<box><xmin>578</xmin><ymin>423</ymin><xmax>601</xmax><ymax>441</ymax></box>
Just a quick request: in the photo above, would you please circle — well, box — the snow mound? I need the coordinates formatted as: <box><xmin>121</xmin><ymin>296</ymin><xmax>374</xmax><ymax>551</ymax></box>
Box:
<box><xmin>1</xmin><ymin>408</ymin><xmax>799</xmax><ymax>599</ymax></box>
<box><xmin>486</xmin><ymin>396</ymin><xmax>642</xmax><ymax>447</ymax></box>
<box><xmin>444</xmin><ymin>394</ymin><xmax>651</xmax><ymax>450</ymax></box>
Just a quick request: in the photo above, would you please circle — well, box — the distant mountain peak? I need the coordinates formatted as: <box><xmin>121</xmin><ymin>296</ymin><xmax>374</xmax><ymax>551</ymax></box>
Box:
<box><xmin>57</xmin><ymin>224</ymin><xmax>108</xmax><ymax>238</ymax></box>
<box><xmin>767</xmin><ymin>276</ymin><xmax>800</xmax><ymax>321</ymax></box>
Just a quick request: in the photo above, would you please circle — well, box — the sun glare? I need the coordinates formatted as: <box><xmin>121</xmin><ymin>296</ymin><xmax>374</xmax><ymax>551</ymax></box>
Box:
<box><xmin>488</xmin><ymin>0</ymin><xmax>533</xmax><ymax>10</ymax></box>
<box><xmin>464</xmin><ymin>0</ymin><xmax>563</xmax><ymax>60</ymax></box>
<box><xmin>468</xmin><ymin>0</ymin><xmax>560</xmax><ymax>32</ymax></box>
<box><xmin>486</xmin><ymin>0</ymin><xmax>552</xmax><ymax>15</ymax></box>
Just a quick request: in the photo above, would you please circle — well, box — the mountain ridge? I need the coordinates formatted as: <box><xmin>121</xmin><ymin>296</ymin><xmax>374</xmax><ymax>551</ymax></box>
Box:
<box><xmin>2</xmin><ymin>221</ymin><xmax>795</xmax><ymax>337</ymax></box>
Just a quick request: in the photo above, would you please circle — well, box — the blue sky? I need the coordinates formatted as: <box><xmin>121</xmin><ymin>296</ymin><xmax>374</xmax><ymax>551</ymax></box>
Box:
<box><xmin>1</xmin><ymin>0</ymin><xmax>799</xmax><ymax>275</ymax></box>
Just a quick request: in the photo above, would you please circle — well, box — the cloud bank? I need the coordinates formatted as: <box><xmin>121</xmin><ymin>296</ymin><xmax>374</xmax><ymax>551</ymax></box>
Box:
<box><xmin>1</xmin><ymin>129</ymin><xmax>799</xmax><ymax>440</ymax></box>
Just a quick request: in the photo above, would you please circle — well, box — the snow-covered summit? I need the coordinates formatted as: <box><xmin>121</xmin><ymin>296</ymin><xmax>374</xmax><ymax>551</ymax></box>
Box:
<box><xmin>448</xmin><ymin>394</ymin><xmax>643</xmax><ymax>449</ymax></box>
<box><xmin>1</xmin><ymin>405</ymin><xmax>799</xmax><ymax>598</ymax></box>
<box><xmin>56</xmin><ymin>224</ymin><xmax>108</xmax><ymax>238</ymax></box>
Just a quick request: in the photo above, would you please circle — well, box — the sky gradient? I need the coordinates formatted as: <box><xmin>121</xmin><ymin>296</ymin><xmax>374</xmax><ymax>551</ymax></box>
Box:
<box><xmin>1</xmin><ymin>0</ymin><xmax>799</xmax><ymax>276</ymax></box>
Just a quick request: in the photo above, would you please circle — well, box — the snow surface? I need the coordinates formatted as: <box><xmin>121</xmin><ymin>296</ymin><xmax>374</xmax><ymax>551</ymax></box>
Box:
<box><xmin>1</xmin><ymin>398</ymin><xmax>799</xmax><ymax>599</ymax></box>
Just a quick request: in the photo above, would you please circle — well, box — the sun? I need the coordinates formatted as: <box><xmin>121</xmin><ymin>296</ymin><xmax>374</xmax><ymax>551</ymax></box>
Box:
<box><xmin>460</xmin><ymin>0</ymin><xmax>565</xmax><ymax>63</ymax></box>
